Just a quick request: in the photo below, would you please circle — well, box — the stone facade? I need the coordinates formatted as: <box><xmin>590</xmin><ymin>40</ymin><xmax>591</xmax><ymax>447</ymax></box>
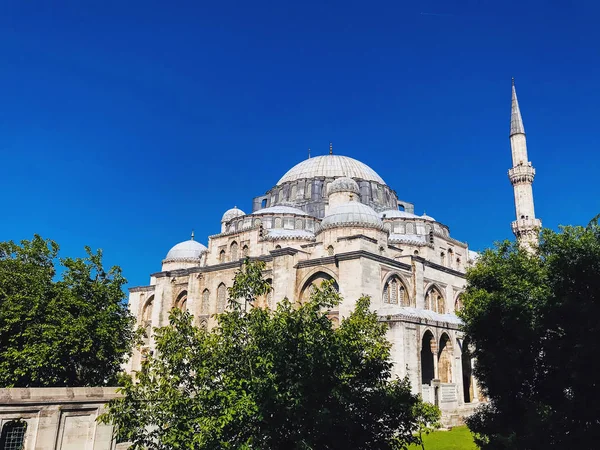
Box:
<box><xmin>127</xmin><ymin>159</ymin><xmax>483</xmax><ymax>422</ymax></box>
<box><xmin>0</xmin><ymin>387</ymin><xmax>120</xmax><ymax>450</ymax></box>
<box><xmin>126</xmin><ymin>83</ymin><xmax>539</xmax><ymax>424</ymax></box>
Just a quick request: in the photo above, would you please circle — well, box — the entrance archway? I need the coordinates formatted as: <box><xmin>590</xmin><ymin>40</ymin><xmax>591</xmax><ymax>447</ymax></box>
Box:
<box><xmin>438</xmin><ymin>333</ymin><xmax>453</xmax><ymax>383</ymax></box>
<box><xmin>421</xmin><ymin>331</ymin><xmax>435</xmax><ymax>386</ymax></box>
<box><xmin>461</xmin><ymin>338</ymin><xmax>474</xmax><ymax>403</ymax></box>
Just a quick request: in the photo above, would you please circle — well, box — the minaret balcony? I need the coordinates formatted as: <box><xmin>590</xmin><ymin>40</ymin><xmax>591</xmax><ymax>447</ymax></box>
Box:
<box><xmin>508</xmin><ymin>165</ymin><xmax>535</xmax><ymax>184</ymax></box>
<box><xmin>511</xmin><ymin>218</ymin><xmax>542</xmax><ymax>235</ymax></box>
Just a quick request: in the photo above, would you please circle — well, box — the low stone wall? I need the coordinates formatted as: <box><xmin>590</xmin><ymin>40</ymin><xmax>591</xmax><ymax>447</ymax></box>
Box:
<box><xmin>0</xmin><ymin>387</ymin><xmax>121</xmax><ymax>450</ymax></box>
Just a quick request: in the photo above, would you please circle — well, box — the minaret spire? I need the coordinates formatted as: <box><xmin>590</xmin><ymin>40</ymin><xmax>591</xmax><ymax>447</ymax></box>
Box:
<box><xmin>329</xmin><ymin>142</ymin><xmax>333</xmax><ymax>155</ymax></box>
<box><xmin>508</xmin><ymin>79</ymin><xmax>541</xmax><ymax>251</ymax></box>
<box><xmin>510</xmin><ymin>78</ymin><xmax>525</xmax><ymax>136</ymax></box>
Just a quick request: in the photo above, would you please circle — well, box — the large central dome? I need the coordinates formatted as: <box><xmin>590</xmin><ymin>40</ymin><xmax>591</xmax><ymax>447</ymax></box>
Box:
<box><xmin>277</xmin><ymin>155</ymin><xmax>385</xmax><ymax>185</ymax></box>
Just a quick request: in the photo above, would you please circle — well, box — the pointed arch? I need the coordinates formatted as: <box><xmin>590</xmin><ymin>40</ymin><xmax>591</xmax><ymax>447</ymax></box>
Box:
<box><xmin>141</xmin><ymin>295</ymin><xmax>154</xmax><ymax>345</ymax></box>
<box><xmin>438</xmin><ymin>333</ymin><xmax>453</xmax><ymax>383</ymax></box>
<box><xmin>425</xmin><ymin>285</ymin><xmax>445</xmax><ymax>314</ymax></box>
<box><xmin>219</xmin><ymin>250</ymin><xmax>226</xmax><ymax>264</ymax></box>
<box><xmin>201</xmin><ymin>289</ymin><xmax>210</xmax><ymax>315</ymax></box>
<box><xmin>383</xmin><ymin>274</ymin><xmax>409</xmax><ymax>306</ymax></box>
<box><xmin>175</xmin><ymin>290</ymin><xmax>188</xmax><ymax>311</ymax></box>
<box><xmin>300</xmin><ymin>271</ymin><xmax>338</xmax><ymax>302</ymax></box>
<box><xmin>242</xmin><ymin>245</ymin><xmax>249</xmax><ymax>257</ymax></box>
<box><xmin>454</xmin><ymin>293</ymin><xmax>464</xmax><ymax>313</ymax></box>
<box><xmin>230</xmin><ymin>241</ymin><xmax>239</xmax><ymax>261</ymax></box>
<box><xmin>217</xmin><ymin>283</ymin><xmax>227</xmax><ymax>313</ymax></box>
<box><xmin>421</xmin><ymin>330</ymin><xmax>435</xmax><ymax>386</ymax></box>
<box><xmin>265</xmin><ymin>278</ymin><xmax>274</xmax><ymax>309</ymax></box>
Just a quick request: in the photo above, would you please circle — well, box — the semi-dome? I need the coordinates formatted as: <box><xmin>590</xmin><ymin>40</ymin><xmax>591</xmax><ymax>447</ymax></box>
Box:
<box><xmin>320</xmin><ymin>202</ymin><xmax>384</xmax><ymax>231</ymax></box>
<box><xmin>277</xmin><ymin>155</ymin><xmax>385</xmax><ymax>185</ymax></box>
<box><xmin>165</xmin><ymin>239</ymin><xmax>207</xmax><ymax>260</ymax></box>
<box><xmin>222</xmin><ymin>207</ymin><xmax>246</xmax><ymax>222</ymax></box>
<box><xmin>328</xmin><ymin>176</ymin><xmax>360</xmax><ymax>195</ymax></box>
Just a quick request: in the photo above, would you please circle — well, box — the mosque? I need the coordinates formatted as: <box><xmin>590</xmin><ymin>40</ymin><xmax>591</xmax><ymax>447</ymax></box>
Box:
<box><xmin>126</xmin><ymin>81</ymin><xmax>540</xmax><ymax>422</ymax></box>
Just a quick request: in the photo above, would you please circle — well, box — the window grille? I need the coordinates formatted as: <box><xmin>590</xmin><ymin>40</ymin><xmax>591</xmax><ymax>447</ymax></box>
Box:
<box><xmin>0</xmin><ymin>421</ymin><xmax>27</xmax><ymax>450</ymax></box>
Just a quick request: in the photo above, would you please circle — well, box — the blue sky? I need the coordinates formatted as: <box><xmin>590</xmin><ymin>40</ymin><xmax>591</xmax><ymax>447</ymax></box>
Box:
<box><xmin>1</xmin><ymin>1</ymin><xmax>598</xmax><ymax>288</ymax></box>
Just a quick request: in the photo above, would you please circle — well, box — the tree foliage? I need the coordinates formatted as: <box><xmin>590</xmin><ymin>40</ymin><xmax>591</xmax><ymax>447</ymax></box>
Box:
<box><xmin>103</xmin><ymin>259</ymin><xmax>437</xmax><ymax>449</ymax></box>
<box><xmin>460</xmin><ymin>220</ymin><xmax>600</xmax><ymax>449</ymax></box>
<box><xmin>0</xmin><ymin>235</ymin><xmax>135</xmax><ymax>387</ymax></box>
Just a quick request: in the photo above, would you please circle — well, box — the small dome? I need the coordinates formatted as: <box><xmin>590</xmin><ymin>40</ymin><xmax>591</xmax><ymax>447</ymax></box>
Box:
<box><xmin>328</xmin><ymin>176</ymin><xmax>360</xmax><ymax>195</ymax></box>
<box><xmin>165</xmin><ymin>240</ymin><xmax>207</xmax><ymax>260</ymax></box>
<box><xmin>320</xmin><ymin>202</ymin><xmax>384</xmax><ymax>231</ymax></box>
<box><xmin>222</xmin><ymin>207</ymin><xmax>245</xmax><ymax>222</ymax></box>
<box><xmin>379</xmin><ymin>209</ymin><xmax>420</xmax><ymax>219</ymax></box>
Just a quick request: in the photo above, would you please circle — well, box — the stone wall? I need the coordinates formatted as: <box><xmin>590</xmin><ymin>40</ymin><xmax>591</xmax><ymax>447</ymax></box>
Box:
<box><xmin>0</xmin><ymin>387</ymin><xmax>121</xmax><ymax>450</ymax></box>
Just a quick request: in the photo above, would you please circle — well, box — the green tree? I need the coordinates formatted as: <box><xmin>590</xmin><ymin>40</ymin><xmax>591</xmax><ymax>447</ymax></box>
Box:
<box><xmin>103</xmin><ymin>259</ymin><xmax>436</xmax><ymax>449</ymax></box>
<box><xmin>460</xmin><ymin>219</ymin><xmax>600</xmax><ymax>449</ymax></box>
<box><xmin>0</xmin><ymin>235</ymin><xmax>135</xmax><ymax>387</ymax></box>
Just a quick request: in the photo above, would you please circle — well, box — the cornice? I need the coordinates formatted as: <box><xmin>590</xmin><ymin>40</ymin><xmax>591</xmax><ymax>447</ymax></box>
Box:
<box><xmin>336</xmin><ymin>234</ymin><xmax>378</xmax><ymax>244</ymax></box>
<box><xmin>379</xmin><ymin>313</ymin><xmax>462</xmax><ymax>331</ymax></box>
<box><xmin>129</xmin><ymin>285</ymin><xmax>156</xmax><ymax>293</ymax></box>
<box><xmin>413</xmin><ymin>256</ymin><xmax>466</xmax><ymax>278</ymax></box>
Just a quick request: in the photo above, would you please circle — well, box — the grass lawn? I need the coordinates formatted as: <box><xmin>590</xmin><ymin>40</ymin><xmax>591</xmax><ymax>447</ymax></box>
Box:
<box><xmin>408</xmin><ymin>426</ymin><xmax>477</xmax><ymax>450</ymax></box>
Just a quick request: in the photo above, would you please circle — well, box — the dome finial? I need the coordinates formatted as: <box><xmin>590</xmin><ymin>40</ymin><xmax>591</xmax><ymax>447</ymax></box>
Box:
<box><xmin>329</xmin><ymin>142</ymin><xmax>333</xmax><ymax>155</ymax></box>
<box><xmin>191</xmin><ymin>229</ymin><xmax>195</xmax><ymax>241</ymax></box>
<box><xmin>308</xmin><ymin>147</ymin><xmax>311</xmax><ymax>159</ymax></box>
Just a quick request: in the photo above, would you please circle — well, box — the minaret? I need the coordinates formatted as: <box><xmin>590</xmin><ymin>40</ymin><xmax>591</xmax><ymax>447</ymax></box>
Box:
<box><xmin>508</xmin><ymin>79</ymin><xmax>541</xmax><ymax>249</ymax></box>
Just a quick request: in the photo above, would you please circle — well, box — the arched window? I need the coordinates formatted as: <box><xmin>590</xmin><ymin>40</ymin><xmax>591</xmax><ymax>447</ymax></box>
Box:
<box><xmin>327</xmin><ymin>245</ymin><xmax>334</xmax><ymax>256</ymax></box>
<box><xmin>275</xmin><ymin>245</ymin><xmax>281</xmax><ymax>249</ymax></box>
<box><xmin>142</xmin><ymin>296</ymin><xmax>154</xmax><ymax>325</ymax></box>
<box><xmin>0</xmin><ymin>420</ymin><xmax>27</xmax><ymax>450</ymax></box>
<box><xmin>261</xmin><ymin>198</ymin><xmax>267</xmax><ymax>208</ymax></box>
<box><xmin>265</xmin><ymin>278</ymin><xmax>274</xmax><ymax>309</ymax></box>
<box><xmin>274</xmin><ymin>217</ymin><xmax>283</xmax><ymax>228</ymax></box>
<box><xmin>383</xmin><ymin>276</ymin><xmax>408</xmax><ymax>306</ymax></box>
<box><xmin>414</xmin><ymin>250</ymin><xmax>419</xmax><ymax>255</ymax></box>
<box><xmin>254</xmin><ymin>218</ymin><xmax>262</xmax><ymax>227</ymax></box>
<box><xmin>199</xmin><ymin>319</ymin><xmax>208</xmax><ymax>330</ymax></box>
<box><xmin>201</xmin><ymin>289</ymin><xmax>210</xmax><ymax>315</ymax></box>
<box><xmin>295</xmin><ymin>219</ymin><xmax>303</xmax><ymax>229</ymax></box>
<box><xmin>141</xmin><ymin>296</ymin><xmax>154</xmax><ymax>343</ymax></box>
<box><xmin>175</xmin><ymin>290</ymin><xmax>188</xmax><ymax>311</ymax></box>
<box><xmin>217</xmin><ymin>283</ymin><xmax>227</xmax><ymax>313</ymax></box>
<box><xmin>231</xmin><ymin>241</ymin><xmax>239</xmax><ymax>261</ymax></box>
<box><xmin>278</xmin><ymin>190</ymin><xmax>284</xmax><ymax>203</ymax></box>
<box><xmin>242</xmin><ymin>245</ymin><xmax>249</xmax><ymax>257</ymax></box>
<box><xmin>447</xmin><ymin>248</ymin><xmax>454</xmax><ymax>269</ymax></box>
<box><xmin>440</xmin><ymin>252</ymin><xmax>445</xmax><ymax>266</ymax></box>
<box><xmin>307</xmin><ymin>183</ymin><xmax>312</xmax><ymax>199</ymax></box>
<box><xmin>398</xmin><ymin>204</ymin><xmax>405</xmax><ymax>211</ymax></box>
<box><xmin>219</xmin><ymin>250</ymin><xmax>226</xmax><ymax>264</ymax></box>
<box><xmin>455</xmin><ymin>294</ymin><xmax>464</xmax><ymax>312</ymax></box>
<box><xmin>300</xmin><ymin>272</ymin><xmax>339</xmax><ymax>302</ymax></box>
<box><xmin>456</xmin><ymin>257</ymin><xmax>462</xmax><ymax>270</ymax></box>
<box><xmin>425</xmin><ymin>286</ymin><xmax>445</xmax><ymax>314</ymax></box>
<box><xmin>290</xmin><ymin>185</ymin><xmax>297</xmax><ymax>200</ymax></box>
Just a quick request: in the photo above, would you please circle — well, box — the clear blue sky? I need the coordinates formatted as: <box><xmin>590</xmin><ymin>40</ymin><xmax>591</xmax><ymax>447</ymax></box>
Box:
<box><xmin>1</xmin><ymin>1</ymin><xmax>598</xmax><ymax>288</ymax></box>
